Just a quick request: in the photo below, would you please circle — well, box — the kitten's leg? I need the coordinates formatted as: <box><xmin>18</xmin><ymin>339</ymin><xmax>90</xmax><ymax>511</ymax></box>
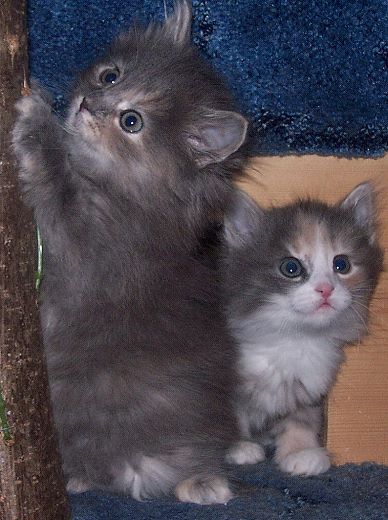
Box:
<box><xmin>12</xmin><ymin>87</ymin><xmax>68</xmax><ymax>213</ymax></box>
<box><xmin>175</xmin><ymin>475</ymin><xmax>233</xmax><ymax>505</ymax></box>
<box><xmin>62</xmin><ymin>456</ymin><xmax>94</xmax><ymax>494</ymax></box>
<box><xmin>225</xmin><ymin>408</ymin><xmax>266</xmax><ymax>465</ymax></box>
<box><xmin>274</xmin><ymin>405</ymin><xmax>331</xmax><ymax>476</ymax></box>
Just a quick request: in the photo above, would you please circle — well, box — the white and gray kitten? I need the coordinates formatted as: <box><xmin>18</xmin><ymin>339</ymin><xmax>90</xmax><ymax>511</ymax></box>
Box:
<box><xmin>222</xmin><ymin>184</ymin><xmax>383</xmax><ymax>476</ymax></box>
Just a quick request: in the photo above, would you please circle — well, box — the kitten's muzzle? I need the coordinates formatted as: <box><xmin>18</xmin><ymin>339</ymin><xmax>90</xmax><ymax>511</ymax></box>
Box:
<box><xmin>79</xmin><ymin>97</ymin><xmax>91</xmax><ymax>114</ymax></box>
<box><xmin>78</xmin><ymin>97</ymin><xmax>107</xmax><ymax>119</ymax></box>
<box><xmin>315</xmin><ymin>283</ymin><xmax>334</xmax><ymax>301</ymax></box>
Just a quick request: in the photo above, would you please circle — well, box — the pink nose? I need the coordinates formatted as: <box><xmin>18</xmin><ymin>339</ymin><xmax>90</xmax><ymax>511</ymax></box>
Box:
<box><xmin>315</xmin><ymin>283</ymin><xmax>334</xmax><ymax>300</ymax></box>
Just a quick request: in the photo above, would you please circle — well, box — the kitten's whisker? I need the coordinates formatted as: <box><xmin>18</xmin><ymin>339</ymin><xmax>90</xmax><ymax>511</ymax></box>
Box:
<box><xmin>353</xmin><ymin>300</ymin><xmax>372</xmax><ymax>310</ymax></box>
<box><xmin>133</xmin><ymin>23</ymin><xmax>141</xmax><ymax>69</ymax></box>
<box><xmin>60</xmin><ymin>119</ymin><xmax>81</xmax><ymax>137</ymax></box>
<box><xmin>352</xmin><ymin>300</ymin><xmax>379</xmax><ymax>319</ymax></box>
<box><xmin>278</xmin><ymin>317</ymin><xmax>293</xmax><ymax>336</ymax></box>
<box><xmin>348</xmin><ymin>305</ymin><xmax>369</xmax><ymax>334</ymax></box>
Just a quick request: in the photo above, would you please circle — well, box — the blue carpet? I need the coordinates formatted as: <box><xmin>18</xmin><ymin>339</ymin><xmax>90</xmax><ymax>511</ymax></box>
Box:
<box><xmin>70</xmin><ymin>461</ymin><xmax>388</xmax><ymax>520</ymax></box>
<box><xmin>28</xmin><ymin>0</ymin><xmax>388</xmax><ymax>157</ymax></box>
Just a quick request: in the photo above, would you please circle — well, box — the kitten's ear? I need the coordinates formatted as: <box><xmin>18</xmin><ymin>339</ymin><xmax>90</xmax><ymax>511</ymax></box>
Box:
<box><xmin>187</xmin><ymin>110</ymin><xmax>248</xmax><ymax>168</ymax></box>
<box><xmin>164</xmin><ymin>0</ymin><xmax>192</xmax><ymax>45</ymax></box>
<box><xmin>340</xmin><ymin>182</ymin><xmax>377</xmax><ymax>241</ymax></box>
<box><xmin>224</xmin><ymin>189</ymin><xmax>263</xmax><ymax>247</ymax></box>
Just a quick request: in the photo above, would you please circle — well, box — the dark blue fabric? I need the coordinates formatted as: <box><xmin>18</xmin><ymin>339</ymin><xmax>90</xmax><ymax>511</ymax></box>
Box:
<box><xmin>70</xmin><ymin>462</ymin><xmax>388</xmax><ymax>520</ymax></box>
<box><xmin>28</xmin><ymin>0</ymin><xmax>388</xmax><ymax>157</ymax></box>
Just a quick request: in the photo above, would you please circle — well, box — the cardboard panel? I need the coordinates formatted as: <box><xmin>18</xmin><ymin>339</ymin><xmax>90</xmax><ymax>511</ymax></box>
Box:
<box><xmin>241</xmin><ymin>154</ymin><xmax>388</xmax><ymax>465</ymax></box>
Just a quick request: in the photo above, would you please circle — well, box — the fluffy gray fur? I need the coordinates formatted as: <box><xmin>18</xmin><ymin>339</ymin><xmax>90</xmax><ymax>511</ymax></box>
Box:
<box><xmin>222</xmin><ymin>185</ymin><xmax>383</xmax><ymax>475</ymax></box>
<box><xmin>12</xmin><ymin>1</ymin><xmax>249</xmax><ymax>504</ymax></box>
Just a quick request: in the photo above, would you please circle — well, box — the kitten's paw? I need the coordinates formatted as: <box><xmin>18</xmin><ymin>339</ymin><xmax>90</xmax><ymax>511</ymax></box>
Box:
<box><xmin>14</xmin><ymin>89</ymin><xmax>51</xmax><ymax>119</ymax></box>
<box><xmin>277</xmin><ymin>447</ymin><xmax>331</xmax><ymax>476</ymax></box>
<box><xmin>226</xmin><ymin>440</ymin><xmax>266</xmax><ymax>465</ymax></box>
<box><xmin>175</xmin><ymin>475</ymin><xmax>233</xmax><ymax>505</ymax></box>
<box><xmin>66</xmin><ymin>477</ymin><xmax>93</xmax><ymax>494</ymax></box>
<box><xmin>12</xmin><ymin>88</ymin><xmax>56</xmax><ymax>164</ymax></box>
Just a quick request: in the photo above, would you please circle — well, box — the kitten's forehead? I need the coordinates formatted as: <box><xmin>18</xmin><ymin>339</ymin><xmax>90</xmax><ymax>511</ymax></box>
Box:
<box><xmin>288</xmin><ymin>214</ymin><xmax>331</xmax><ymax>255</ymax></box>
<box><xmin>290</xmin><ymin>214</ymin><xmax>332</xmax><ymax>256</ymax></box>
<box><xmin>286</xmin><ymin>213</ymin><xmax>348</xmax><ymax>270</ymax></box>
<box><xmin>90</xmin><ymin>56</ymin><xmax>175</xmax><ymax>110</ymax></box>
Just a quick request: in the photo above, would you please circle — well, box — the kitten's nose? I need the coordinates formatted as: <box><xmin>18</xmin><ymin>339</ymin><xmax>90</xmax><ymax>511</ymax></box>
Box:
<box><xmin>315</xmin><ymin>283</ymin><xmax>334</xmax><ymax>300</ymax></box>
<box><xmin>79</xmin><ymin>97</ymin><xmax>90</xmax><ymax>112</ymax></box>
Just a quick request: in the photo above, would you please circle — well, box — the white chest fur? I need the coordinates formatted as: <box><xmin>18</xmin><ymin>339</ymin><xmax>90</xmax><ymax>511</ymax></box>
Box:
<box><xmin>233</xmin><ymin>314</ymin><xmax>343</xmax><ymax>420</ymax></box>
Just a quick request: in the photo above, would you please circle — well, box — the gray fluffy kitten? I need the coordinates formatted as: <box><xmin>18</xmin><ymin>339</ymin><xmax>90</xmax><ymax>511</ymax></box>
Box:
<box><xmin>222</xmin><ymin>184</ymin><xmax>383</xmax><ymax>476</ymax></box>
<box><xmin>12</xmin><ymin>1</ymin><xmax>249</xmax><ymax>504</ymax></box>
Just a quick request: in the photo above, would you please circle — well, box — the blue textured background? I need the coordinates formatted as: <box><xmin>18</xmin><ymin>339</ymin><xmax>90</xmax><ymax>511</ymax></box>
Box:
<box><xmin>69</xmin><ymin>461</ymin><xmax>388</xmax><ymax>520</ymax></box>
<box><xmin>28</xmin><ymin>0</ymin><xmax>388</xmax><ymax>157</ymax></box>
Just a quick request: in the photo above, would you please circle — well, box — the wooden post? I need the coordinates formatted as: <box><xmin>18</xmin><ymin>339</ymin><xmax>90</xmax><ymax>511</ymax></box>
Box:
<box><xmin>0</xmin><ymin>1</ymin><xmax>70</xmax><ymax>518</ymax></box>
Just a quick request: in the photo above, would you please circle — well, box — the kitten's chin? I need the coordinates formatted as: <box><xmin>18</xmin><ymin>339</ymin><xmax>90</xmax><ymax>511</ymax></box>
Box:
<box><xmin>311</xmin><ymin>308</ymin><xmax>338</xmax><ymax>327</ymax></box>
<box><xmin>314</xmin><ymin>302</ymin><xmax>337</xmax><ymax>316</ymax></box>
<box><xmin>292</xmin><ymin>294</ymin><xmax>352</xmax><ymax>329</ymax></box>
<box><xmin>290</xmin><ymin>302</ymin><xmax>367</xmax><ymax>341</ymax></box>
<box><xmin>293</xmin><ymin>304</ymin><xmax>340</xmax><ymax>330</ymax></box>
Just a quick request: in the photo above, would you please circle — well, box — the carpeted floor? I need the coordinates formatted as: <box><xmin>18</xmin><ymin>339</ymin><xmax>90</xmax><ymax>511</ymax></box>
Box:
<box><xmin>28</xmin><ymin>0</ymin><xmax>388</xmax><ymax>157</ymax></box>
<box><xmin>70</xmin><ymin>461</ymin><xmax>388</xmax><ymax>520</ymax></box>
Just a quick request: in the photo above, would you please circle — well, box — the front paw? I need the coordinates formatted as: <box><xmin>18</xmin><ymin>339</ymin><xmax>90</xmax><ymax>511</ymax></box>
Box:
<box><xmin>14</xmin><ymin>87</ymin><xmax>51</xmax><ymax>123</ymax></box>
<box><xmin>226</xmin><ymin>440</ymin><xmax>266</xmax><ymax>465</ymax></box>
<box><xmin>12</xmin><ymin>86</ymin><xmax>55</xmax><ymax>163</ymax></box>
<box><xmin>175</xmin><ymin>475</ymin><xmax>233</xmax><ymax>505</ymax></box>
<box><xmin>277</xmin><ymin>447</ymin><xmax>331</xmax><ymax>476</ymax></box>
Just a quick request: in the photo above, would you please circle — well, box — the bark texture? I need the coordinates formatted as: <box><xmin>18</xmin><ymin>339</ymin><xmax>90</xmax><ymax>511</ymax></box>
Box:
<box><xmin>0</xmin><ymin>1</ymin><xmax>70</xmax><ymax>518</ymax></box>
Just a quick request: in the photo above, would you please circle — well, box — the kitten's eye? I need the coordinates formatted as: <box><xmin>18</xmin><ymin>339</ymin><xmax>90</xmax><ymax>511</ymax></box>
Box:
<box><xmin>119</xmin><ymin>110</ymin><xmax>143</xmax><ymax>133</ymax></box>
<box><xmin>333</xmin><ymin>255</ymin><xmax>351</xmax><ymax>274</ymax></box>
<box><xmin>100</xmin><ymin>68</ymin><xmax>120</xmax><ymax>84</ymax></box>
<box><xmin>279</xmin><ymin>257</ymin><xmax>304</xmax><ymax>278</ymax></box>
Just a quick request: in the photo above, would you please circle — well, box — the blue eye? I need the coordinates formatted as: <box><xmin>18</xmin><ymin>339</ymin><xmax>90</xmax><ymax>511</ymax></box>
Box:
<box><xmin>119</xmin><ymin>110</ymin><xmax>143</xmax><ymax>133</ymax></box>
<box><xmin>333</xmin><ymin>255</ymin><xmax>351</xmax><ymax>274</ymax></box>
<box><xmin>279</xmin><ymin>257</ymin><xmax>303</xmax><ymax>278</ymax></box>
<box><xmin>100</xmin><ymin>68</ymin><xmax>120</xmax><ymax>84</ymax></box>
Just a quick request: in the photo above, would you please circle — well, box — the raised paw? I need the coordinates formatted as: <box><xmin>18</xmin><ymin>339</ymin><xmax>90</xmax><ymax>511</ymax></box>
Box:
<box><xmin>226</xmin><ymin>440</ymin><xmax>266</xmax><ymax>465</ymax></box>
<box><xmin>14</xmin><ymin>88</ymin><xmax>51</xmax><ymax>119</ymax></box>
<box><xmin>277</xmin><ymin>447</ymin><xmax>331</xmax><ymax>476</ymax></box>
<box><xmin>12</xmin><ymin>86</ymin><xmax>60</xmax><ymax>175</ymax></box>
<box><xmin>175</xmin><ymin>475</ymin><xmax>233</xmax><ymax>505</ymax></box>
